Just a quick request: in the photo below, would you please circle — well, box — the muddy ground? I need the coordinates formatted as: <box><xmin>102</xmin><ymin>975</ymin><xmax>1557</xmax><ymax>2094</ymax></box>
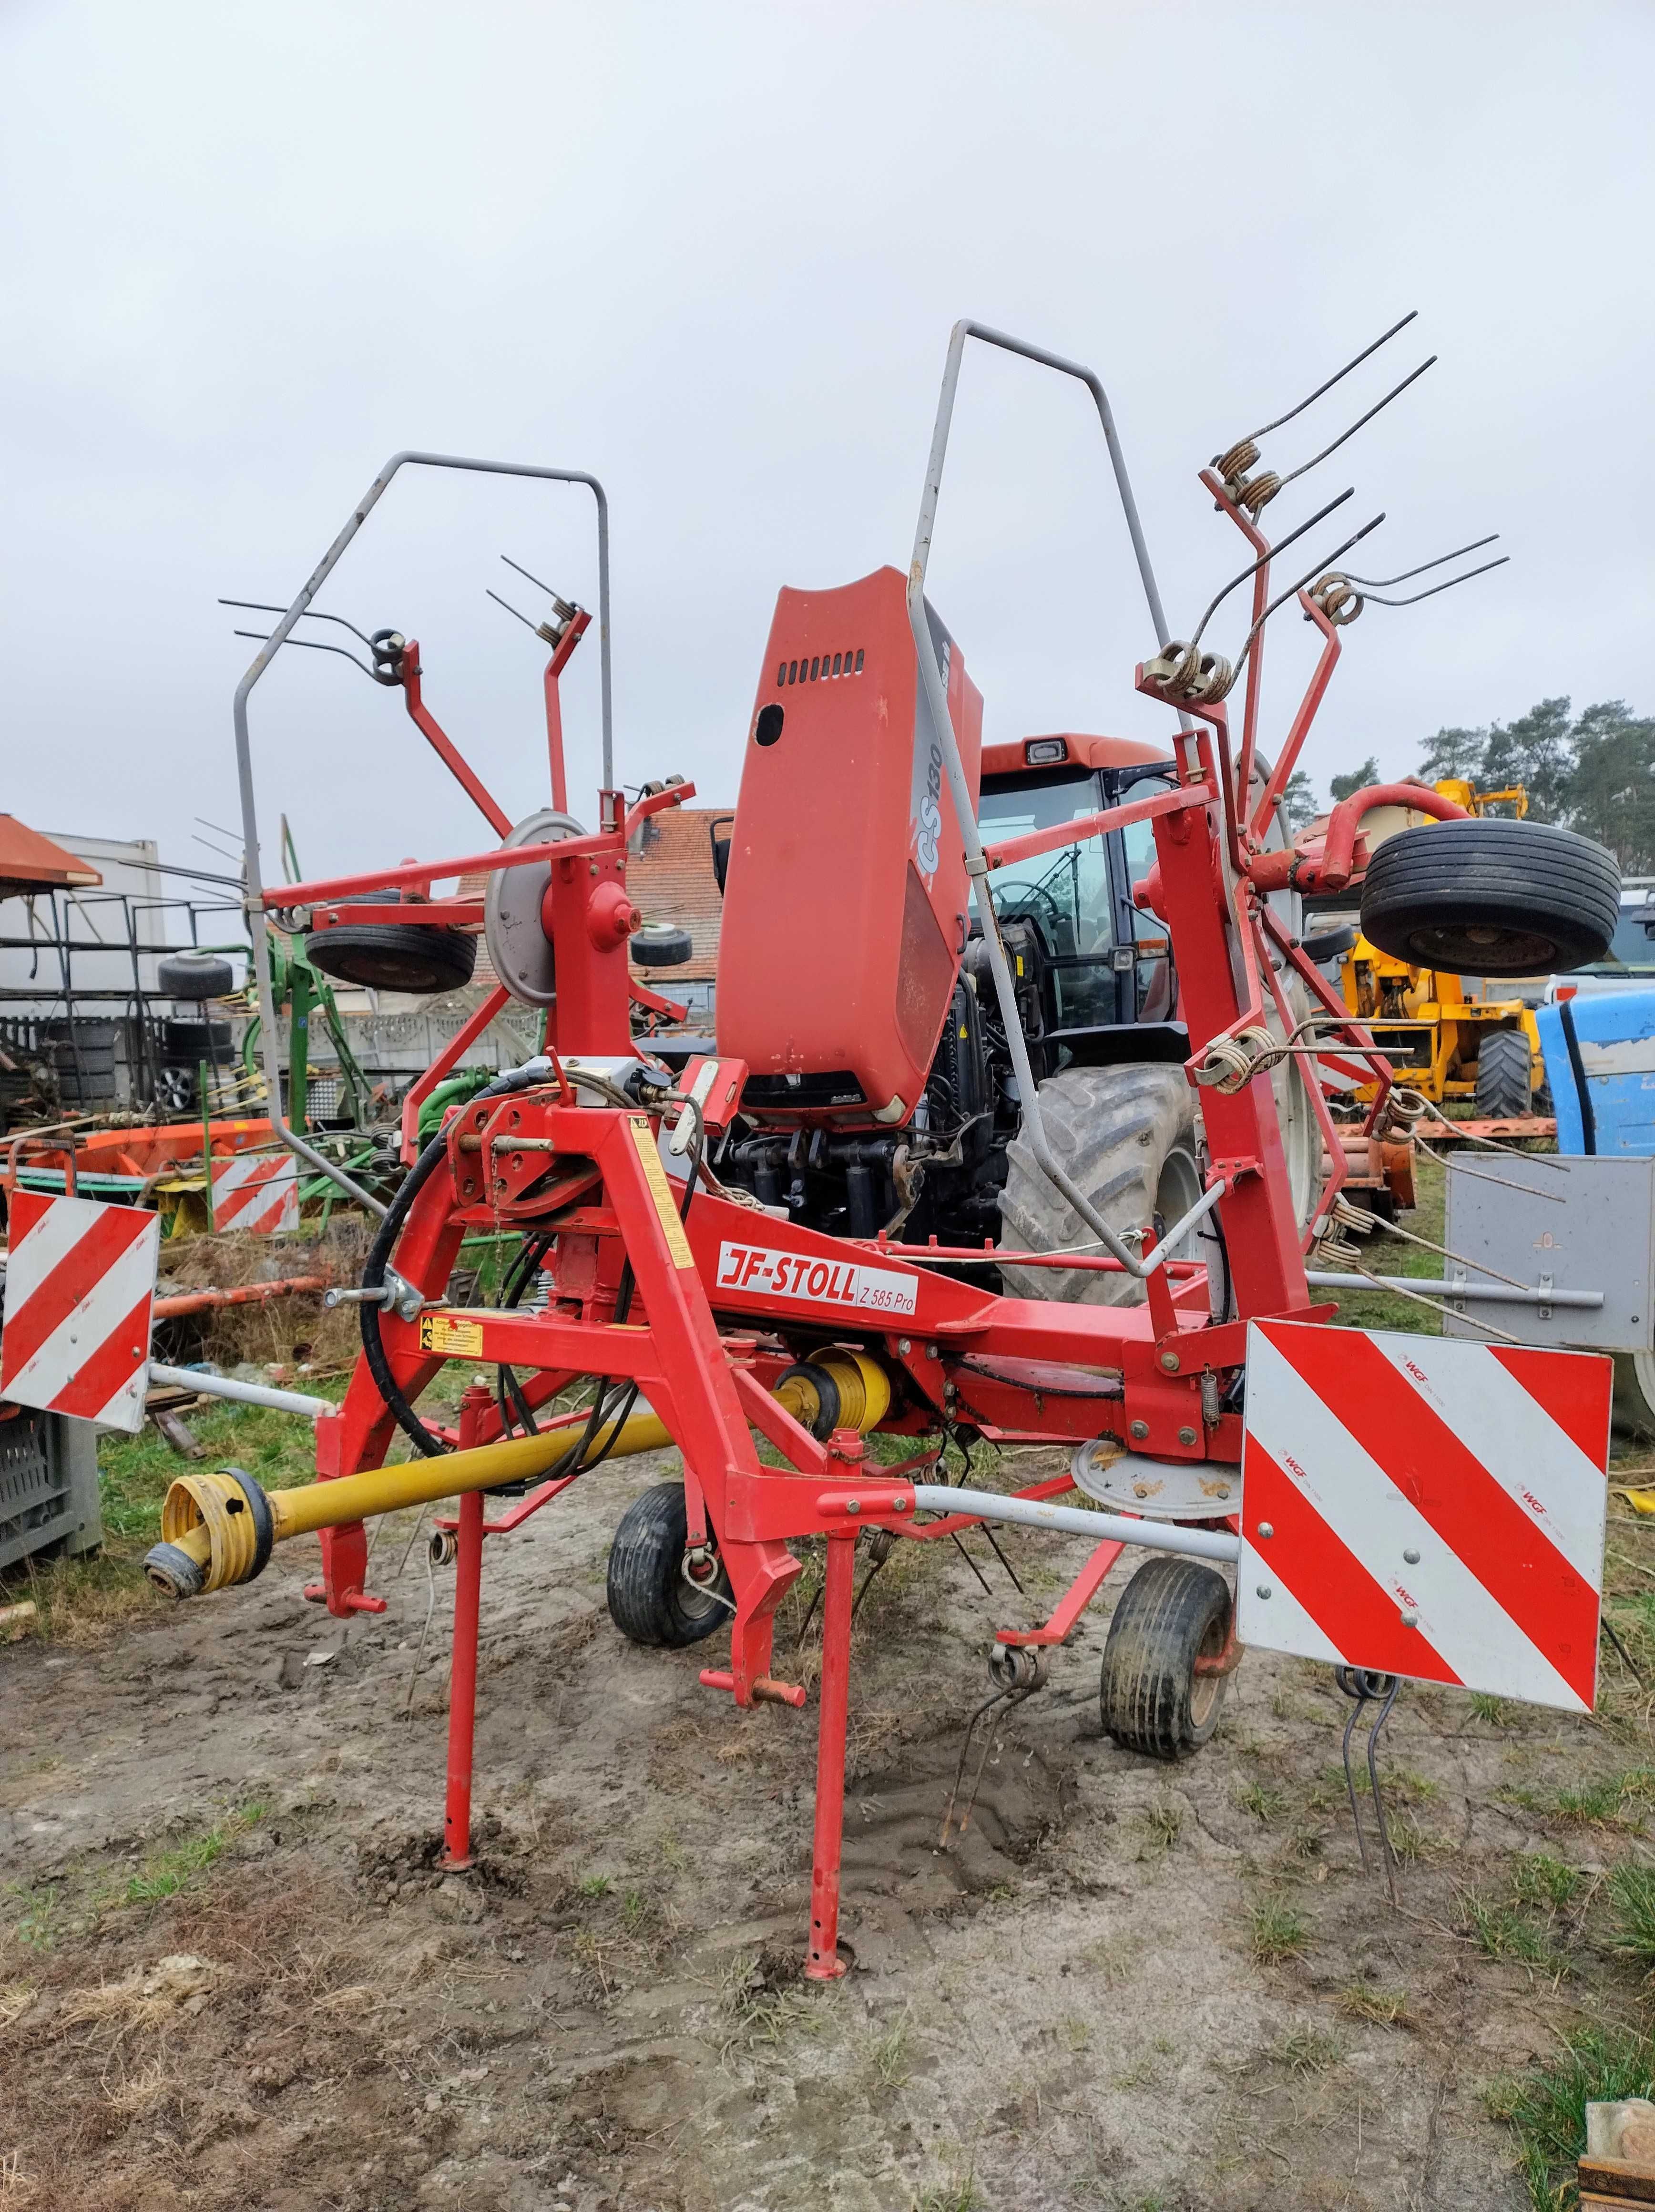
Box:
<box><xmin>7</xmin><ymin>1171</ymin><xmax>1655</xmax><ymax>2212</ymax></box>
<box><xmin>7</xmin><ymin>1403</ymin><xmax>1655</xmax><ymax>2212</ymax></box>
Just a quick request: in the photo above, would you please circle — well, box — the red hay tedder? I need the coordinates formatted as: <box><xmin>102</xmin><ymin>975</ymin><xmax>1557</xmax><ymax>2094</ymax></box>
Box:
<box><xmin>9</xmin><ymin>318</ymin><xmax>1622</xmax><ymax>1974</ymax></box>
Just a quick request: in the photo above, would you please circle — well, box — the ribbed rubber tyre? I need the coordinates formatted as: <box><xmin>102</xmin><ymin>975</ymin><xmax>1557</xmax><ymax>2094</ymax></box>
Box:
<box><xmin>606</xmin><ymin>1481</ymin><xmax>731</xmax><ymax>1649</ymax></box>
<box><xmin>306</xmin><ymin>922</ymin><xmax>478</xmax><ymax>995</ymax></box>
<box><xmin>1099</xmin><ymin>1557</ymin><xmax>1233</xmax><ymax>1760</ymax></box>
<box><xmin>1612</xmin><ymin>1353</ymin><xmax>1655</xmax><ymax>1443</ymax></box>
<box><xmin>1473</xmin><ymin>1026</ymin><xmax>1533</xmax><ymax>1119</ymax></box>
<box><xmin>998</xmin><ymin>1065</ymin><xmax>1200</xmax><ymax>1307</ymax></box>
<box><xmin>632</xmin><ymin>923</ymin><xmax>693</xmax><ymax>968</ymax></box>
<box><xmin>1359</xmin><ymin>819</ymin><xmax>1620</xmax><ymax>977</ymax></box>
<box><xmin>157</xmin><ymin>952</ymin><xmax>235</xmax><ymax>999</ymax></box>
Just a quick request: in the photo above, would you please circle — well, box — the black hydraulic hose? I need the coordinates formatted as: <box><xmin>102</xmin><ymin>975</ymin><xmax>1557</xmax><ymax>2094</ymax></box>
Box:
<box><xmin>360</xmin><ymin>1063</ymin><xmax>551</xmax><ymax>1459</ymax></box>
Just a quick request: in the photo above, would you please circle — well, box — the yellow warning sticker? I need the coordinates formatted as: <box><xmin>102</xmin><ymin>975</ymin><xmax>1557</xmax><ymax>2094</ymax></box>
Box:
<box><xmin>629</xmin><ymin>1116</ymin><xmax>696</xmax><ymax>1269</ymax></box>
<box><xmin>419</xmin><ymin>1312</ymin><xmax>486</xmax><ymax>1358</ymax></box>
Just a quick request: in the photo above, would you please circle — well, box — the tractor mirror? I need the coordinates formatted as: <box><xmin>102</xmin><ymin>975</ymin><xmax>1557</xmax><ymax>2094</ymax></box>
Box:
<box><xmin>709</xmin><ymin>815</ymin><xmax>734</xmax><ymax>897</ymax></box>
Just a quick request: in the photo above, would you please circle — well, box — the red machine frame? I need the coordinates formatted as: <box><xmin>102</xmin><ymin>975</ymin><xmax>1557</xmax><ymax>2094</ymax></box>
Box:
<box><xmin>224</xmin><ymin>391</ymin><xmax>1439</xmax><ymax>1978</ymax></box>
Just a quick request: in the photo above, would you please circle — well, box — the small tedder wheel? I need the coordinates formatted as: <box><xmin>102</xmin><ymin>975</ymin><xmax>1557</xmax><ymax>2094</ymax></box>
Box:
<box><xmin>1473</xmin><ymin>1027</ymin><xmax>1533</xmax><ymax>1120</ymax></box>
<box><xmin>1099</xmin><ymin>1557</ymin><xmax>1233</xmax><ymax>1761</ymax></box>
<box><xmin>606</xmin><ymin>1481</ymin><xmax>731</xmax><ymax>1649</ymax></box>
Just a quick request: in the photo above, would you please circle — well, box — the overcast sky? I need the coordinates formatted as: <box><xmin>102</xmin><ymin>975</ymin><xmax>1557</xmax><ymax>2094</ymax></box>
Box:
<box><xmin>3</xmin><ymin>2</ymin><xmax>1652</xmax><ymax>892</ymax></box>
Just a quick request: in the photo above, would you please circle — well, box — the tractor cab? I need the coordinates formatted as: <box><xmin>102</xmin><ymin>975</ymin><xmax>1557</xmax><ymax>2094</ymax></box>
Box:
<box><xmin>973</xmin><ymin>733</ymin><xmax>1181</xmax><ymax>1077</ymax></box>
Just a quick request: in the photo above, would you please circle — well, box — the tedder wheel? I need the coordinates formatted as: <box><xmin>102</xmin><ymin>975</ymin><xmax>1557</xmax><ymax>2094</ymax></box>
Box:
<box><xmin>1473</xmin><ymin>1026</ymin><xmax>1533</xmax><ymax>1120</ymax></box>
<box><xmin>1099</xmin><ymin>1557</ymin><xmax>1234</xmax><ymax>1760</ymax></box>
<box><xmin>998</xmin><ymin>1065</ymin><xmax>1201</xmax><ymax>1308</ymax></box>
<box><xmin>306</xmin><ymin>919</ymin><xmax>478</xmax><ymax>996</ymax></box>
<box><xmin>1359</xmin><ymin>819</ymin><xmax>1620</xmax><ymax>978</ymax></box>
<box><xmin>606</xmin><ymin>1481</ymin><xmax>731</xmax><ymax>1649</ymax></box>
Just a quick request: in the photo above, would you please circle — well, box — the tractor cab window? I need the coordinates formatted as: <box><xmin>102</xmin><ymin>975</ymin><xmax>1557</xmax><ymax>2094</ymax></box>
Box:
<box><xmin>1121</xmin><ymin>772</ymin><xmax>1172</xmax><ymax>957</ymax></box>
<box><xmin>1573</xmin><ymin>902</ymin><xmax>1655</xmax><ymax>977</ymax></box>
<box><xmin>974</xmin><ymin>768</ymin><xmax>1114</xmax><ymax>962</ymax></box>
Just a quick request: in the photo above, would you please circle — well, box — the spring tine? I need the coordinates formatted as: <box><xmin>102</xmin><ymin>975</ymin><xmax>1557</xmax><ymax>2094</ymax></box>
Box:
<box><xmin>1275</xmin><ymin>358</ymin><xmax>1437</xmax><ymax>491</ymax></box>
<box><xmin>1188</xmin><ymin>487</ymin><xmax>1356</xmax><ymax>647</ymax></box>
<box><xmin>231</xmin><ymin>629</ymin><xmax>378</xmax><ymax>676</ymax></box>
<box><xmin>1364</xmin><ymin>1676</ymin><xmax>1403</xmax><ymax>1905</ymax></box>
<box><xmin>1336</xmin><ymin>1666</ymin><xmax>1372</xmax><ymax>1872</ymax></box>
<box><xmin>1231</xmin><ymin>514</ymin><xmax>1385</xmax><ymax>673</ymax></box>
<box><xmin>485</xmin><ymin>586</ymin><xmax>544</xmax><ymax>634</ymax></box>
<box><xmin>218</xmin><ymin>598</ymin><xmax>376</xmax><ymax>647</ymax></box>
<box><xmin>977</xmin><ymin>1520</ymin><xmax>1024</xmax><ymax>1596</ymax></box>
<box><xmin>500</xmin><ymin>554</ymin><xmax>577</xmax><ymax>620</ymax></box>
<box><xmin>1360</xmin><ymin>555</ymin><xmax>1511</xmax><ymax>608</ymax></box>
<box><xmin>1345</xmin><ymin>534</ymin><xmax>1500</xmax><ymax>589</ymax></box>
<box><xmin>940</xmin><ymin>1688</ymin><xmax>1008</xmax><ymax>1846</ymax></box>
<box><xmin>950</xmin><ymin>1528</ymin><xmax>995</xmax><ymax>1597</ymax></box>
<box><xmin>1230</xmin><ymin>310</ymin><xmax>1420</xmax><ymax>448</ymax></box>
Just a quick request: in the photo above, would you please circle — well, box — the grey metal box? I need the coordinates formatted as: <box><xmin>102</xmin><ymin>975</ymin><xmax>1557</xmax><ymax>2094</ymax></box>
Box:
<box><xmin>0</xmin><ymin>1405</ymin><xmax>102</xmax><ymax>1573</ymax></box>
<box><xmin>1442</xmin><ymin>1152</ymin><xmax>1655</xmax><ymax>1352</ymax></box>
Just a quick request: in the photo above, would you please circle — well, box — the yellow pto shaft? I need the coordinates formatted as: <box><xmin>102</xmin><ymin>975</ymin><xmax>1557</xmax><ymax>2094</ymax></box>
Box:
<box><xmin>143</xmin><ymin>1348</ymin><xmax>891</xmax><ymax>1600</ymax></box>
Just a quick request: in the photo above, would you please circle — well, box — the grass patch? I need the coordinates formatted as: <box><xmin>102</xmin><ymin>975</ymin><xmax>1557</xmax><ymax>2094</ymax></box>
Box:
<box><xmin>1237</xmin><ymin>1780</ymin><xmax>1287</xmax><ymax>1824</ymax></box>
<box><xmin>1470</xmin><ymin>1692</ymin><xmax>1513</xmax><ymax>1725</ymax></box>
<box><xmin>1464</xmin><ymin>1855</ymin><xmax>1583</xmax><ymax>1975</ymax></box>
<box><xmin>1495</xmin><ymin>1769</ymin><xmax>1655</xmax><ymax>1831</ymax></box>
<box><xmin>1137</xmin><ymin>1800</ymin><xmax>1183</xmax><ymax>1857</ymax></box>
<box><xmin>1268</xmin><ymin>2023</ymin><xmax>1345</xmax><ymax>2075</ymax></box>
<box><xmin>1338</xmin><ymin>1981</ymin><xmax>1409</xmax><ymax>2026</ymax></box>
<box><xmin>0</xmin><ymin>1387</ymin><xmax>349</xmax><ymax>1640</ymax></box>
<box><xmin>1489</xmin><ymin>2026</ymin><xmax>1655</xmax><ymax>2210</ymax></box>
<box><xmin>1607</xmin><ymin>1863</ymin><xmax>1655</xmax><ymax>1969</ymax></box>
<box><xmin>577</xmin><ymin>1874</ymin><xmax>613</xmax><ymax>1899</ymax></box>
<box><xmin>869</xmin><ymin>2008</ymin><xmax>913</xmax><ymax>2089</ymax></box>
<box><xmin>1250</xmin><ymin>1895</ymin><xmax>1308</xmax><ymax>1964</ymax></box>
<box><xmin>125</xmin><ymin>1802</ymin><xmax>266</xmax><ymax>1905</ymax></box>
<box><xmin>911</xmin><ymin>2172</ymin><xmax>982</xmax><ymax>2212</ymax></box>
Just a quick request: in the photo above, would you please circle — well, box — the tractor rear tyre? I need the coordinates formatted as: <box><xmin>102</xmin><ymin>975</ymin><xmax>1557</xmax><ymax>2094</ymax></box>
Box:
<box><xmin>606</xmin><ymin>1481</ymin><xmax>731</xmax><ymax>1649</ymax></box>
<box><xmin>1099</xmin><ymin>1557</ymin><xmax>1233</xmax><ymax>1760</ymax></box>
<box><xmin>998</xmin><ymin>1065</ymin><xmax>1201</xmax><ymax>1307</ymax></box>
<box><xmin>1473</xmin><ymin>1027</ymin><xmax>1533</xmax><ymax>1120</ymax></box>
<box><xmin>1359</xmin><ymin>819</ymin><xmax>1620</xmax><ymax>977</ymax></box>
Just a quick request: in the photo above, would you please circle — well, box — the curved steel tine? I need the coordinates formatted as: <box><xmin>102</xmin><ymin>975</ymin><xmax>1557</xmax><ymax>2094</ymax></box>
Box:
<box><xmin>219</xmin><ymin>598</ymin><xmax>376</xmax><ymax>647</ymax></box>
<box><xmin>1345</xmin><ymin>534</ymin><xmax>1499</xmax><ymax>590</ymax></box>
<box><xmin>231</xmin><ymin>629</ymin><xmax>378</xmax><ymax>676</ymax></box>
<box><xmin>1364</xmin><ymin>1675</ymin><xmax>1403</xmax><ymax>1905</ymax></box>
<box><xmin>941</xmin><ymin>1686</ymin><xmax>1010</xmax><ymax>1846</ymax></box>
<box><xmin>500</xmin><ymin>554</ymin><xmax>577</xmax><ymax>620</ymax></box>
<box><xmin>958</xmin><ymin>1668</ymin><xmax>1044</xmax><ymax>1835</ymax></box>
<box><xmin>485</xmin><ymin>586</ymin><xmax>544</xmax><ymax>634</ymax></box>
<box><xmin>1275</xmin><ymin>358</ymin><xmax>1437</xmax><ymax>492</ymax></box>
<box><xmin>1361</xmin><ymin>555</ymin><xmax>1511</xmax><ymax>608</ymax></box>
<box><xmin>1336</xmin><ymin>1666</ymin><xmax>1373</xmax><ymax>1873</ymax></box>
<box><xmin>1229</xmin><ymin>311</ymin><xmax>1420</xmax><ymax>449</ymax></box>
<box><xmin>1231</xmin><ymin>513</ymin><xmax>1386</xmax><ymax>671</ymax></box>
<box><xmin>1189</xmin><ymin>487</ymin><xmax>1355</xmax><ymax>647</ymax></box>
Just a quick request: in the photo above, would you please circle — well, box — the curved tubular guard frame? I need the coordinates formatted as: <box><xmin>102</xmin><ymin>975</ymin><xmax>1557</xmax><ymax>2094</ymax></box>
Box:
<box><xmin>904</xmin><ymin>320</ymin><xmax>1213</xmax><ymax>1281</ymax></box>
<box><xmin>231</xmin><ymin>451</ymin><xmax>612</xmax><ymax>1214</ymax></box>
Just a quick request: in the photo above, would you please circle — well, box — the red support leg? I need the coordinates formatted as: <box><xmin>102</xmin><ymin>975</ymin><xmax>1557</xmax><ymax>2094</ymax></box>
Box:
<box><xmin>805</xmin><ymin>1529</ymin><xmax>857</xmax><ymax>1981</ymax></box>
<box><xmin>439</xmin><ymin>1384</ymin><xmax>491</xmax><ymax>1871</ymax></box>
<box><xmin>440</xmin><ymin>1487</ymin><xmax>484</xmax><ymax>1870</ymax></box>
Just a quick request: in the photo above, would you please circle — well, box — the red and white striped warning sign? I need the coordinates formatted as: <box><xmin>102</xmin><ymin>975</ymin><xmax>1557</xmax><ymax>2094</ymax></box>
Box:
<box><xmin>211</xmin><ymin>1150</ymin><xmax>299</xmax><ymax>1234</ymax></box>
<box><xmin>1237</xmin><ymin>1321</ymin><xmax>1611</xmax><ymax>1713</ymax></box>
<box><xmin>0</xmin><ymin>1191</ymin><xmax>160</xmax><ymax>1434</ymax></box>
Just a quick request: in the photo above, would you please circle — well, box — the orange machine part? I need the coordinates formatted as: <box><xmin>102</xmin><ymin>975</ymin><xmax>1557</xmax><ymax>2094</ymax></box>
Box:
<box><xmin>715</xmin><ymin>567</ymin><xmax>983</xmax><ymax>1128</ymax></box>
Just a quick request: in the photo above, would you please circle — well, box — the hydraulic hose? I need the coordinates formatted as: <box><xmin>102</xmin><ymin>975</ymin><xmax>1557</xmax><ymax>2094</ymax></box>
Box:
<box><xmin>360</xmin><ymin>1061</ymin><xmax>552</xmax><ymax>1458</ymax></box>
